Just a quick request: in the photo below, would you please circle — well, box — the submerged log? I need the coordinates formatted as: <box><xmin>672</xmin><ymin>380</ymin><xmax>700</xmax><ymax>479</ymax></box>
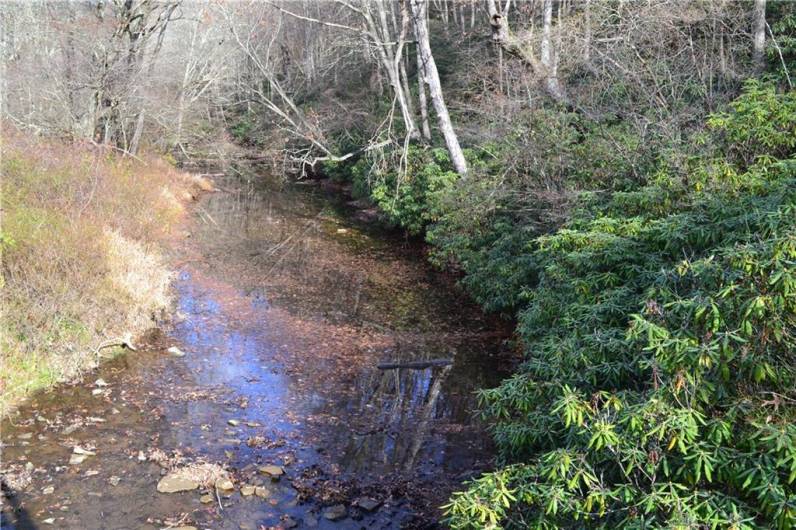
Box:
<box><xmin>377</xmin><ymin>358</ymin><xmax>453</xmax><ymax>370</ymax></box>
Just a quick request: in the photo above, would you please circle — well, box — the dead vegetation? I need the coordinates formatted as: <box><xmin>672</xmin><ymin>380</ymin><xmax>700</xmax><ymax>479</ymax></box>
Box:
<box><xmin>0</xmin><ymin>128</ymin><xmax>210</xmax><ymax>413</ymax></box>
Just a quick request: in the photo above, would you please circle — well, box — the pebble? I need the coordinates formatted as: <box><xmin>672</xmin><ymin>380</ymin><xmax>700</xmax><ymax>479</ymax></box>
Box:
<box><xmin>258</xmin><ymin>465</ymin><xmax>284</xmax><ymax>478</ymax></box>
<box><xmin>240</xmin><ymin>485</ymin><xmax>255</xmax><ymax>496</ymax></box>
<box><xmin>216</xmin><ymin>479</ymin><xmax>234</xmax><ymax>491</ymax></box>
<box><xmin>167</xmin><ymin>346</ymin><xmax>186</xmax><ymax>357</ymax></box>
<box><xmin>157</xmin><ymin>474</ymin><xmax>199</xmax><ymax>493</ymax></box>
<box><xmin>109</xmin><ymin>476</ymin><xmax>121</xmax><ymax>486</ymax></box>
<box><xmin>356</xmin><ymin>497</ymin><xmax>381</xmax><ymax>512</ymax></box>
<box><xmin>227</xmin><ymin>419</ymin><xmax>240</xmax><ymax>426</ymax></box>
<box><xmin>42</xmin><ymin>486</ymin><xmax>54</xmax><ymax>495</ymax></box>
<box><xmin>69</xmin><ymin>454</ymin><xmax>87</xmax><ymax>465</ymax></box>
<box><xmin>323</xmin><ymin>504</ymin><xmax>347</xmax><ymax>521</ymax></box>
<box><xmin>200</xmin><ymin>494</ymin><xmax>214</xmax><ymax>504</ymax></box>
<box><xmin>254</xmin><ymin>486</ymin><xmax>270</xmax><ymax>498</ymax></box>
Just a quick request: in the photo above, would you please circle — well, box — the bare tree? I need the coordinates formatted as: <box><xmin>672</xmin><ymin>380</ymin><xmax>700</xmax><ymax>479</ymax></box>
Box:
<box><xmin>752</xmin><ymin>0</ymin><xmax>766</xmax><ymax>72</ymax></box>
<box><xmin>410</xmin><ymin>0</ymin><xmax>467</xmax><ymax>176</ymax></box>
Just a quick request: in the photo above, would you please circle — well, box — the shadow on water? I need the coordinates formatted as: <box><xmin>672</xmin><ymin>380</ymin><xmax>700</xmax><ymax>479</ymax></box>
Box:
<box><xmin>2</xmin><ymin>477</ymin><xmax>36</xmax><ymax>530</ymax></box>
<box><xmin>0</xmin><ymin>165</ymin><xmax>512</xmax><ymax>529</ymax></box>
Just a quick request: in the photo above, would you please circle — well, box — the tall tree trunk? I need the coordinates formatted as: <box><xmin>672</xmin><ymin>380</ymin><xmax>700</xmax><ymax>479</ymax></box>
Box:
<box><xmin>752</xmin><ymin>0</ymin><xmax>766</xmax><ymax>72</ymax></box>
<box><xmin>410</xmin><ymin>0</ymin><xmax>467</xmax><ymax>176</ymax></box>
<box><xmin>416</xmin><ymin>42</ymin><xmax>432</xmax><ymax>140</ymax></box>
<box><xmin>486</xmin><ymin>0</ymin><xmax>569</xmax><ymax>106</ymax></box>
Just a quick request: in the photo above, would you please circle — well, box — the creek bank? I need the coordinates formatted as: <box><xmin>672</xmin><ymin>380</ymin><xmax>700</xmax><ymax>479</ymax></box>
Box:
<box><xmin>1</xmin><ymin>164</ymin><xmax>510</xmax><ymax>529</ymax></box>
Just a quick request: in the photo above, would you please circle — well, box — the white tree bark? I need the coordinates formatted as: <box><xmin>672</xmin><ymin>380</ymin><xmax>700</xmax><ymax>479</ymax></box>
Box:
<box><xmin>410</xmin><ymin>0</ymin><xmax>467</xmax><ymax>176</ymax></box>
<box><xmin>416</xmin><ymin>41</ymin><xmax>432</xmax><ymax>140</ymax></box>
<box><xmin>752</xmin><ymin>0</ymin><xmax>766</xmax><ymax>72</ymax></box>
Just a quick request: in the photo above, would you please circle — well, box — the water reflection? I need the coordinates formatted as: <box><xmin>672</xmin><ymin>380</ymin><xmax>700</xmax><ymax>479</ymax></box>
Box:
<box><xmin>1</xmin><ymin>168</ymin><xmax>508</xmax><ymax>529</ymax></box>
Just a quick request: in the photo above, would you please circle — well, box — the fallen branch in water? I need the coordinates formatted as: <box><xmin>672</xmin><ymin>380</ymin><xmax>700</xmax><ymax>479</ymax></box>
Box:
<box><xmin>377</xmin><ymin>358</ymin><xmax>453</xmax><ymax>370</ymax></box>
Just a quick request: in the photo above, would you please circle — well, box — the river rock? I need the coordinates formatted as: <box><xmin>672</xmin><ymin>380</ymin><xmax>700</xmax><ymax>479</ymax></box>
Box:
<box><xmin>42</xmin><ymin>486</ymin><xmax>54</xmax><ymax>495</ymax></box>
<box><xmin>157</xmin><ymin>474</ymin><xmax>199</xmax><ymax>493</ymax></box>
<box><xmin>355</xmin><ymin>497</ymin><xmax>381</xmax><ymax>512</ymax></box>
<box><xmin>200</xmin><ymin>494</ymin><xmax>214</xmax><ymax>504</ymax></box>
<box><xmin>323</xmin><ymin>504</ymin><xmax>347</xmax><ymax>521</ymax></box>
<box><xmin>227</xmin><ymin>419</ymin><xmax>240</xmax><ymax>426</ymax></box>
<box><xmin>69</xmin><ymin>454</ymin><xmax>87</xmax><ymax>465</ymax></box>
<box><xmin>216</xmin><ymin>478</ymin><xmax>234</xmax><ymax>490</ymax></box>
<box><xmin>254</xmin><ymin>486</ymin><xmax>270</xmax><ymax>498</ymax></box>
<box><xmin>167</xmin><ymin>346</ymin><xmax>186</xmax><ymax>357</ymax></box>
<box><xmin>240</xmin><ymin>485</ymin><xmax>255</xmax><ymax>496</ymax></box>
<box><xmin>258</xmin><ymin>465</ymin><xmax>284</xmax><ymax>478</ymax></box>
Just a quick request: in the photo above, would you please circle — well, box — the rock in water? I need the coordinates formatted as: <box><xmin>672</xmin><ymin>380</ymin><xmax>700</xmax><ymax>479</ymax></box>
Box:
<box><xmin>240</xmin><ymin>485</ymin><xmax>255</xmax><ymax>496</ymax></box>
<box><xmin>167</xmin><ymin>346</ymin><xmax>186</xmax><ymax>357</ymax></box>
<box><xmin>356</xmin><ymin>497</ymin><xmax>381</xmax><ymax>512</ymax></box>
<box><xmin>69</xmin><ymin>454</ymin><xmax>87</xmax><ymax>465</ymax></box>
<box><xmin>323</xmin><ymin>504</ymin><xmax>347</xmax><ymax>521</ymax></box>
<box><xmin>216</xmin><ymin>479</ymin><xmax>234</xmax><ymax>491</ymax></box>
<box><xmin>200</xmin><ymin>494</ymin><xmax>214</xmax><ymax>504</ymax></box>
<box><xmin>258</xmin><ymin>465</ymin><xmax>284</xmax><ymax>478</ymax></box>
<box><xmin>157</xmin><ymin>474</ymin><xmax>199</xmax><ymax>493</ymax></box>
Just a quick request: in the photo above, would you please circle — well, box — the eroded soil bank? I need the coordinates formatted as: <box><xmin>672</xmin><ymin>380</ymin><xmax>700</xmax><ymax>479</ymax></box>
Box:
<box><xmin>1</xmin><ymin>165</ymin><xmax>510</xmax><ymax>529</ymax></box>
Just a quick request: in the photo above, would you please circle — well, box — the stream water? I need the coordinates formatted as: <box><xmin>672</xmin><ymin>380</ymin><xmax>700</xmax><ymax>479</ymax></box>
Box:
<box><xmin>1</xmin><ymin>166</ymin><xmax>509</xmax><ymax>529</ymax></box>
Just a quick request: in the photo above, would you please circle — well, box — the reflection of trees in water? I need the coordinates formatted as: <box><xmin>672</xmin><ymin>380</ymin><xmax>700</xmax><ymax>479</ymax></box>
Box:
<box><xmin>338</xmin><ymin>357</ymin><xmax>455</xmax><ymax>473</ymax></box>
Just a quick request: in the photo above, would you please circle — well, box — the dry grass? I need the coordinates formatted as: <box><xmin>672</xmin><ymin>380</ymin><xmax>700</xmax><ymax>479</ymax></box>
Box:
<box><xmin>0</xmin><ymin>129</ymin><xmax>207</xmax><ymax>413</ymax></box>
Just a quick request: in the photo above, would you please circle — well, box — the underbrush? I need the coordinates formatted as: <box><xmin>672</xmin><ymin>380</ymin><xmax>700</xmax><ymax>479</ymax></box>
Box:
<box><xmin>0</xmin><ymin>130</ymin><xmax>208</xmax><ymax>413</ymax></box>
<box><xmin>441</xmin><ymin>82</ymin><xmax>796</xmax><ymax>529</ymax></box>
<box><xmin>319</xmin><ymin>81</ymin><xmax>796</xmax><ymax>528</ymax></box>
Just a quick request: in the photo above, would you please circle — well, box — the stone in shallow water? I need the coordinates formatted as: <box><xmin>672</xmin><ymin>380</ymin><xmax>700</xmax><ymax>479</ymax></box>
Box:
<box><xmin>200</xmin><ymin>494</ymin><xmax>214</xmax><ymax>504</ymax></box>
<box><xmin>216</xmin><ymin>478</ymin><xmax>234</xmax><ymax>490</ymax></box>
<box><xmin>157</xmin><ymin>474</ymin><xmax>199</xmax><ymax>493</ymax></box>
<box><xmin>258</xmin><ymin>465</ymin><xmax>284</xmax><ymax>478</ymax></box>
<box><xmin>240</xmin><ymin>485</ymin><xmax>255</xmax><ymax>496</ymax></box>
<box><xmin>356</xmin><ymin>497</ymin><xmax>381</xmax><ymax>512</ymax></box>
<box><xmin>167</xmin><ymin>346</ymin><xmax>186</xmax><ymax>357</ymax></box>
<box><xmin>323</xmin><ymin>504</ymin><xmax>347</xmax><ymax>521</ymax></box>
<box><xmin>68</xmin><ymin>454</ymin><xmax>87</xmax><ymax>465</ymax></box>
<box><xmin>254</xmin><ymin>486</ymin><xmax>270</xmax><ymax>498</ymax></box>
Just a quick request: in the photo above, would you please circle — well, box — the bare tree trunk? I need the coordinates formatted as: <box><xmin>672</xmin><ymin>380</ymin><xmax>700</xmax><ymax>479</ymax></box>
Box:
<box><xmin>752</xmin><ymin>0</ymin><xmax>766</xmax><ymax>72</ymax></box>
<box><xmin>366</xmin><ymin>1</ymin><xmax>418</xmax><ymax>138</ymax></box>
<box><xmin>416</xmin><ymin>42</ymin><xmax>432</xmax><ymax>140</ymax></box>
<box><xmin>486</xmin><ymin>0</ymin><xmax>569</xmax><ymax>106</ymax></box>
<box><xmin>540</xmin><ymin>0</ymin><xmax>566</xmax><ymax>103</ymax></box>
<box><xmin>129</xmin><ymin>110</ymin><xmax>144</xmax><ymax>155</ymax></box>
<box><xmin>411</xmin><ymin>0</ymin><xmax>467</xmax><ymax>176</ymax></box>
<box><xmin>584</xmin><ymin>0</ymin><xmax>591</xmax><ymax>63</ymax></box>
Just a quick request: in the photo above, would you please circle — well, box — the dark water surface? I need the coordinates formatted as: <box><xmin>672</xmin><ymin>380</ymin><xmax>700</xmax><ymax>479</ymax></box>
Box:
<box><xmin>1</xmin><ymin>168</ymin><xmax>509</xmax><ymax>529</ymax></box>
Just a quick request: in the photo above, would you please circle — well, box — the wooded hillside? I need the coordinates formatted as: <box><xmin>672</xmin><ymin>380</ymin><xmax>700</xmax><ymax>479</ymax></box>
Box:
<box><xmin>3</xmin><ymin>1</ymin><xmax>795</xmax><ymax>528</ymax></box>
